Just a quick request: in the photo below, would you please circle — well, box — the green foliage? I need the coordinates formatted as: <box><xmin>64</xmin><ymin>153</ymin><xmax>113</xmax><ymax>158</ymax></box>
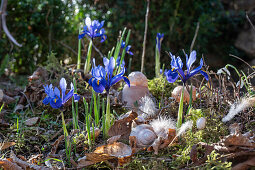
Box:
<box><xmin>0</xmin><ymin>55</ymin><xmax>9</xmax><ymax>76</ymax></box>
<box><xmin>1</xmin><ymin>0</ymin><xmax>245</xmax><ymax>77</ymax></box>
<box><xmin>203</xmin><ymin>151</ymin><xmax>232</xmax><ymax>169</ymax></box>
<box><xmin>148</xmin><ymin>76</ymin><xmax>176</xmax><ymax>101</ymax></box>
<box><xmin>187</xmin><ymin>108</ymin><xmax>204</xmax><ymax>123</ymax></box>
<box><xmin>1</xmin><ymin>0</ymin><xmax>78</xmax><ymax>74</ymax></box>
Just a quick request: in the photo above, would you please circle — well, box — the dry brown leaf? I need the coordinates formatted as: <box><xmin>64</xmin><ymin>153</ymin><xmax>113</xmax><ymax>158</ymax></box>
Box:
<box><xmin>25</xmin><ymin>117</ymin><xmax>39</xmax><ymax>126</ymax></box>
<box><xmin>108</xmin><ymin>111</ymin><xmax>138</xmax><ymax>140</ymax></box>
<box><xmin>85</xmin><ymin>127</ymin><xmax>101</xmax><ymax>140</ymax></box>
<box><xmin>107</xmin><ymin>135</ymin><xmax>121</xmax><ymax>144</ymax></box>
<box><xmin>28</xmin><ymin>67</ymin><xmax>48</xmax><ymax>81</ymax></box>
<box><xmin>49</xmin><ymin>135</ymin><xmax>64</xmax><ymax>156</ymax></box>
<box><xmin>77</xmin><ymin>153</ymin><xmax>116</xmax><ymax>168</ymax></box>
<box><xmin>14</xmin><ymin>104</ymin><xmax>24</xmax><ymax>113</ymax></box>
<box><xmin>232</xmin><ymin>157</ymin><xmax>255</xmax><ymax>170</ymax></box>
<box><xmin>222</xmin><ymin>133</ymin><xmax>255</xmax><ymax>147</ymax></box>
<box><xmin>160</xmin><ymin>128</ymin><xmax>177</xmax><ymax>149</ymax></box>
<box><xmin>94</xmin><ymin>142</ymin><xmax>132</xmax><ymax>157</ymax></box>
<box><xmin>10</xmin><ymin>151</ymin><xmax>50</xmax><ymax>170</ymax></box>
<box><xmin>0</xmin><ymin>142</ymin><xmax>15</xmax><ymax>151</ymax></box>
<box><xmin>0</xmin><ymin>158</ymin><xmax>22</xmax><ymax>170</ymax></box>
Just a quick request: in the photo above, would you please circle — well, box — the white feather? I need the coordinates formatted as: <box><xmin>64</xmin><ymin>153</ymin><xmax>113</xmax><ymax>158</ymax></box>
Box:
<box><xmin>222</xmin><ymin>97</ymin><xmax>255</xmax><ymax>122</ymax></box>
<box><xmin>177</xmin><ymin>120</ymin><xmax>193</xmax><ymax>137</ymax></box>
<box><xmin>150</xmin><ymin>116</ymin><xmax>176</xmax><ymax>139</ymax></box>
<box><xmin>139</xmin><ymin>96</ymin><xmax>157</xmax><ymax>118</ymax></box>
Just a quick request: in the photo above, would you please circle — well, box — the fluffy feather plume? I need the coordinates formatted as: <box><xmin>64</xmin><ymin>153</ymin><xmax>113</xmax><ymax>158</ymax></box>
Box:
<box><xmin>139</xmin><ymin>96</ymin><xmax>157</xmax><ymax>119</ymax></box>
<box><xmin>177</xmin><ymin>120</ymin><xmax>193</xmax><ymax>137</ymax></box>
<box><xmin>150</xmin><ymin>116</ymin><xmax>176</xmax><ymax>139</ymax></box>
<box><xmin>222</xmin><ymin>97</ymin><xmax>255</xmax><ymax>123</ymax></box>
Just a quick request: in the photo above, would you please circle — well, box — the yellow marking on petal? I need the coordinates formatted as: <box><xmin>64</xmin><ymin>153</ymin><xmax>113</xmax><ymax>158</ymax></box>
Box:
<box><xmin>54</xmin><ymin>99</ymin><xmax>57</xmax><ymax>103</ymax></box>
<box><xmin>172</xmin><ymin>68</ymin><xmax>175</xmax><ymax>71</ymax></box>
<box><xmin>97</xmin><ymin>80</ymin><xmax>100</xmax><ymax>85</ymax></box>
<box><xmin>124</xmin><ymin>76</ymin><xmax>129</xmax><ymax>80</ymax></box>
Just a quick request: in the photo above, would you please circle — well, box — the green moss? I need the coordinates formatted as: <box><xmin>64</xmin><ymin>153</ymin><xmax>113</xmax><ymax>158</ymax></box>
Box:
<box><xmin>148</xmin><ymin>76</ymin><xmax>177</xmax><ymax>101</ymax></box>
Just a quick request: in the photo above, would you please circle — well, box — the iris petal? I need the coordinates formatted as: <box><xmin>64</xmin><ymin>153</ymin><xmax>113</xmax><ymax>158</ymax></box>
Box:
<box><xmin>63</xmin><ymin>88</ymin><xmax>74</xmax><ymax>104</ymax></box>
<box><xmin>200</xmin><ymin>70</ymin><xmax>209</xmax><ymax>81</ymax></box>
<box><xmin>60</xmin><ymin>78</ymin><xmax>67</xmax><ymax>100</ymax></box>
<box><xmin>92</xmin><ymin>79</ymin><xmax>106</xmax><ymax>93</ymax></box>
<box><xmin>165</xmin><ymin>70</ymin><xmax>179</xmax><ymax>83</ymax></box>
<box><xmin>43</xmin><ymin>96</ymin><xmax>50</xmax><ymax>105</ymax></box>
<box><xmin>186</xmin><ymin>51</ymin><xmax>196</xmax><ymax>73</ymax></box>
<box><xmin>54</xmin><ymin>87</ymin><xmax>61</xmax><ymax>98</ymax></box>
<box><xmin>123</xmin><ymin>76</ymin><xmax>130</xmax><ymax>87</ymax></box>
<box><xmin>50</xmin><ymin>98</ymin><xmax>62</xmax><ymax>109</ymax></box>
<box><xmin>189</xmin><ymin>58</ymin><xmax>203</xmax><ymax>77</ymax></box>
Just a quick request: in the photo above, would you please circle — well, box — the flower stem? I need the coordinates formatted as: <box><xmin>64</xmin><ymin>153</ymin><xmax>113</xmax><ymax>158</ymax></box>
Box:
<box><xmin>177</xmin><ymin>85</ymin><xmax>184</xmax><ymax>129</ymax></box>
<box><xmin>61</xmin><ymin>111</ymin><xmax>69</xmax><ymax>137</ymax></box>
<box><xmin>77</xmin><ymin>27</ymin><xmax>81</xmax><ymax>69</ymax></box>
<box><xmin>105</xmin><ymin>92</ymin><xmax>111</xmax><ymax>135</ymax></box>
<box><xmin>155</xmin><ymin>45</ymin><xmax>160</xmax><ymax>77</ymax></box>
<box><xmin>84</xmin><ymin>40</ymin><xmax>93</xmax><ymax>74</ymax></box>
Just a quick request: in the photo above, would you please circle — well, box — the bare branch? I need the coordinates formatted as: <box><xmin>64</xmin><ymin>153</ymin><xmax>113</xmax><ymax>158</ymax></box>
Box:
<box><xmin>1</xmin><ymin>0</ymin><xmax>22</xmax><ymax>47</ymax></box>
<box><xmin>190</xmin><ymin>22</ymin><xmax>200</xmax><ymax>52</ymax></box>
<box><xmin>140</xmin><ymin>0</ymin><xmax>150</xmax><ymax>73</ymax></box>
<box><xmin>246</xmin><ymin>11</ymin><xmax>255</xmax><ymax>32</ymax></box>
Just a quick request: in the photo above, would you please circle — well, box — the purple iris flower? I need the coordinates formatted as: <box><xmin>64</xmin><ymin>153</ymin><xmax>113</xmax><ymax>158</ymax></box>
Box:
<box><xmin>43</xmin><ymin>78</ymin><xmax>80</xmax><ymax>109</ymax></box>
<box><xmin>156</xmin><ymin>33</ymin><xmax>164</xmax><ymax>51</ymax></box>
<box><xmin>89</xmin><ymin>57</ymin><xmax>130</xmax><ymax>93</ymax></box>
<box><xmin>165</xmin><ymin>51</ymin><xmax>209</xmax><ymax>84</ymax></box>
<box><xmin>78</xmin><ymin>17</ymin><xmax>107</xmax><ymax>43</ymax></box>
<box><xmin>121</xmin><ymin>41</ymin><xmax>133</xmax><ymax>55</ymax></box>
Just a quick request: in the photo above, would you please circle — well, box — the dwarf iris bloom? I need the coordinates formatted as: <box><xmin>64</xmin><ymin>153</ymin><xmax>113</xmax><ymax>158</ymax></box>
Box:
<box><xmin>89</xmin><ymin>57</ymin><xmax>130</xmax><ymax>93</ymax></box>
<box><xmin>121</xmin><ymin>41</ymin><xmax>133</xmax><ymax>55</ymax></box>
<box><xmin>117</xmin><ymin>56</ymin><xmax>125</xmax><ymax>67</ymax></box>
<box><xmin>43</xmin><ymin>78</ymin><xmax>80</xmax><ymax>109</ymax></box>
<box><xmin>165</xmin><ymin>51</ymin><xmax>209</xmax><ymax>84</ymax></box>
<box><xmin>78</xmin><ymin>17</ymin><xmax>107</xmax><ymax>43</ymax></box>
<box><xmin>156</xmin><ymin>33</ymin><xmax>164</xmax><ymax>51</ymax></box>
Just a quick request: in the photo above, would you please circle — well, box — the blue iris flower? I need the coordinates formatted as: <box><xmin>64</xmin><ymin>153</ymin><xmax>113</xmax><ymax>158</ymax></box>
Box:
<box><xmin>43</xmin><ymin>78</ymin><xmax>80</xmax><ymax>109</ymax></box>
<box><xmin>121</xmin><ymin>41</ymin><xmax>133</xmax><ymax>55</ymax></box>
<box><xmin>156</xmin><ymin>33</ymin><xmax>164</xmax><ymax>51</ymax></box>
<box><xmin>78</xmin><ymin>17</ymin><xmax>107</xmax><ymax>43</ymax></box>
<box><xmin>89</xmin><ymin>57</ymin><xmax>130</xmax><ymax>93</ymax></box>
<box><xmin>165</xmin><ymin>50</ymin><xmax>209</xmax><ymax>84</ymax></box>
<box><xmin>116</xmin><ymin>56</ymin><xmax>125</xmax><ymax>67</ymax></box>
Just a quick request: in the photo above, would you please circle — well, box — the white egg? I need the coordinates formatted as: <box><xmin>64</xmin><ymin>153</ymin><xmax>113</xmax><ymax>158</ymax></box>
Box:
<box><xmin>196</xmin><ymin>117</ymin><xmax>206</xmax><ymax>130</ymax></box>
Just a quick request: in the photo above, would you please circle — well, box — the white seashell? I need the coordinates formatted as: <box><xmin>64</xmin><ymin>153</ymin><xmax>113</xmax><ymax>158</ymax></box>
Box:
<box><xmin>122</xmin><ymin>85</ymin><xmax>149</xmax><ymax>107</ymax></box>
<box><xmin>128</xmin><ymin>71</ymin><xmax>148</xmax><ymax>87</ymax></box>
<box><xmin>130</xmin><ymin>124</ymin><xmax>157</xmax><ymax>148</ymax></box>
<box><xmin>172</xmin><ymin>85</ymin><xmax>196</xmax><ymax>103</ymax></box>
<box><xmin>196</xmin><ymin>117</ymin><xmax>206</xmax><ymax>130</ymax></box>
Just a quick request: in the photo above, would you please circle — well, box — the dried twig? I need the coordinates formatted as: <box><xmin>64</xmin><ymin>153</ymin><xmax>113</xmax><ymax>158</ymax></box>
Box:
<box><xmin>229</xmin><ymin>54</ymin><xmax>255</xmax><ymax>72</ymax></box>
<box><xmin>0</xmin><ymin>0</ymin><xmax>22</xmax><ymax>47</ymax></box>
<box><xmin>246</xmin><ymin>11</ymin><xmax>255</xmax><ymax>32</ymax></box>
<box><xmin>53</xmin><ymin>39</ymin><xmax>78</xmax><ymax>56</ymax></box>
<box><xmin>85</xmin><ymin>35</ymin><xmax>104</xmax><ymax>58</ymax></box>
<box><xmin>140</xmin><ymin>0</ymin><xmax>150</xmax><ymax>73</ymax></box>
<box><xmin>190</xmin><ymin>22</ymin><xmax>200</xmax><ymax>52</ymax></box>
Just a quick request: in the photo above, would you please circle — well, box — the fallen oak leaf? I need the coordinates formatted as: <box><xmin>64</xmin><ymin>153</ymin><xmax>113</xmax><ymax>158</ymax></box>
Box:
<box><xmin>232</xmin><ymin>157</ymin><xmax>255</xmax><ymax>170</ymax></box>
<box><xmin>0</xmin><ymin>142</ymin><xmax>15</xmax><ymax>151</ymax></box>
<box><xmin>221</xmin><ymin>133</ymin><xmax>255</xmax><ymax>148</ymax></box>
<box><xmin>0</xmin><ymin>158</ymin><xmax>22</xmax><ymax>170</ymax></box>
<box><xmin>49</xmin><ymin>135</ymin><xmax>64</xmax><ymax>156</ymax></box>
<box><xmin>108</xmin><ymin>111</ymin><xmax>138</xmax><ymax>140</ymax></box>
<box><xmin>25</xmin><ymin>117</ymin><xmax>39</xmax><ymax>126</ymax></box>
<box><xmin>107</xmin><ymin>135</ymin><xmax>121</xmax><ymax>144</ymax></box>
<box><xmin>78</xmin><ymin>142</ymin><xmax>133</xmax><ymax>168</ymax></box>
<box><xmin>10</xmin><ymin>151</ymin><xmax>50</xmax><ymax>170</ymax></box>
